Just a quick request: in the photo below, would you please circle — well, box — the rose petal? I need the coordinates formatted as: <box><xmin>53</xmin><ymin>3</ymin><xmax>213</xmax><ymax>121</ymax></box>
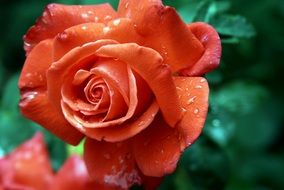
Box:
<box><xmin>1</xmin><ymin>133</ymin><xmax>53</xmax><ymax>190</ymax></box>
<box><xmin>24</xmin><ymin>3</ymin><xmax>118</xmax><ymax>54</ymax></box>
<box><xmin>118</xmin><ymin>0</ymin><xmax>204</xmax><ymax>72</ymax></box>
<box><xmin>95</xmin><ymin>43</ymin><xmax>182</xmax><ymax>127</ymax></box>
<box><xmin>175</xmin><ymin>77</ymin><xmax>209</xmax><ymax>147</ymax></box>
<box><xmin>51</xmin><ymin>155</ymin><xmax>94</xmax><ymax>190</ymax></box>
<box><xmin>18</xmin><ymin>39</ymin><xmax>52</xmax><ymax>90</ymax></box>
<box><xmin>132</xmin><ymin>114</ymin><xmax>182</xmax><ymax>177</ymax></box>
<box><xmin>133</xmin><ymin>77</ymin><xmax>209</xmax><ymax>177</ymax></box>
<box><xmin>84</xmin><ymin>138</ymin><xmax>141</xmax><ymax>189</ymax></box>
<box><xmin>179</xmin><ymin>22</ymin><xmax>222</xmax><ymax>76</ymax></box>
<box><xmin>84</xmin><ymin>100</ymin><xmax>159</xmax><ymax>142</ymax></box>
<box><xmin>53</xmin><ymin>18</ymin><xmax>140</xmax><ymax>61</ymax></box>
<box><xmin>18</xmin><ymin>40</ymin><xmax>84</xmax><ymax>145</ymax></box>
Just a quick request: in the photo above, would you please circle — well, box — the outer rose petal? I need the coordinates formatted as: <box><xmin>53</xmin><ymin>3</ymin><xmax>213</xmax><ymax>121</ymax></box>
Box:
<box><xmin>180</xmin><ymin>22</ymin><xmax>222</xmax><ymax>76</ymax></box>
<box><xmin>18</xmin><ymin>40</ymin><xmax>84</xmax><ymax>145</ymax></box>
<box><xmin>132</xmin><ymin>115</ymin><xmax>182</xmax><ymax>177</ymax></box>
<box><xmin>53</xmin><ymin>18</ymin><xmax>141</xmax><ymax>61</ymax></box>
<box><xmin>0</xmin><ymin>133</ymin><xmax>53</xmax><ymax>190</ymax></box>
<box><xmin>133</xmin><ymin>77</ymin><xmax>209</xmax><ymax>177</ymax></box>
<box><xmin>51</xmin><ymin>155</ymin><xmax>96</xmax><ymax>190</ymax></box>
<box><xmin>19</xmin><ymin>39</ymin><xmax>52</xmax><ymax>90</ymax></box>
<box><xmin>84</xmin><ymin>138</ymin><xmax>141</xmax><ymax>189</ymax></box>
<box><xmin>175</xmin><ymin>77</ymin><xmax>209</xmax><ymax>147</ymax></box>
<box><xmin>96</xmin><ymin>43</ymin><xmax>182</xmax><ymax>127</ymax></box>
<box><xmin>24</xmin><ymin>3</ymin><xmax>118</xmax><ymax>54</ymax></box>
<box><xmin>118</xmin><ymin>0</ymin><xmax>204</xmax><ymax>72</ymax></box>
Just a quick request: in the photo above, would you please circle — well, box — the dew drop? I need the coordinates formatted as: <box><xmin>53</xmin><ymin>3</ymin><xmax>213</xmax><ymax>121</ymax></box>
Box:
<box><xmin>94</xmin><ymin>16</ymin><xmax>99</xmax><ymax>22</ymax></box>
<box><xmin>125</xmin><ymin>2</ymin><xmax>129</xmax><ymax>9</ymax></box>
<box><xmin>195</xmin><ymin>85</ymin><xmax>202</xmax><ymax>89</ymax></box>
<box><xmin>113</xmin><ymin>19</ymin><xmax>121</xmax><ymax>26</ymax></box>
<box><xmin>24</xmin><ymin>41</ymin><xmax>32</xmax><ymax>48</ymax></box>
<box><xmin>81</xmin><ymin>25</ymin><xmax>87</xmax><ymax>30</ymax></box>
<box><xmin>194</xmin><ymin>108</ymin><xmax>199</xmax><ymax>114</ymax></box>
<box><xmin>81</xmin><ymin>13</ymin><xmax>89</xmax><ymax>18</ymax></box>
<box><xmin>104</xmin><ymin>15</ymin><xmax>112</xmax><ymax>21</ymax></box>
<box><xmin>200</xmin><ymin>78</ymin><xmax>206</xmax><ymax>83</ymax></box>
<box><xmin>187</xmin><ymin>96</ymin><xmax>196</xmax><ymax>105</ymax></box>
<box><xmin>103</xmin><ymin>26</ymin><xmax>110</xmax><ymax>33</ymax></box>
<box><xmin>25</xmin><ymin>73</ymin><xmax>32</xmax><ymax>77</ymax></box>
<box><xmin>181</xmin><ymin>107</ymin><xmax>187</xmax><ymax>113</ymax></box>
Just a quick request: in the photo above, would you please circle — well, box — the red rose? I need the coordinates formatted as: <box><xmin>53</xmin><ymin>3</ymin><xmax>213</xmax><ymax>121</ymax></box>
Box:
<box><xmin>18</xmin><ymin>0</ymin><xmax>221</xmax><ymax>189</ymax></box>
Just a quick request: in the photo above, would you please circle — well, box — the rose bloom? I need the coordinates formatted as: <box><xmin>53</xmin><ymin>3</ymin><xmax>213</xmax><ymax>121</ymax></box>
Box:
<box><xmin>0</xmin><ymin>133</ymin><xmax>112</xmax><ymax>190</ymax></box>
<box><xmin>18</xmin><ymin>0</ymin><xmax>221</xmax><ymax>189</ymax></box>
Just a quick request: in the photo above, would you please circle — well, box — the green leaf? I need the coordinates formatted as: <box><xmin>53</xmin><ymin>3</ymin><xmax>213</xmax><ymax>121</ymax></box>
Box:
<box><xmin>205</xmin><ymin>81</ymin><xmax>281</xmax><ymax>150</ymax></box>
<box><xmin>210</xmin><ymin>14</ymin><xmax>256</xmax><ymax>38</ymax></box>
<box><xmin>221</xmin><ymin>37</ymin><xmax>240</xmax><ymax>44</ymax></box>
<box><xmin>212</xmin><ymin>81</ymin><xmax>269</xmax><ymax>114</ymax></box>
<box><xmin>67</xmin><ymin>139</ymin><xmax>85</xmax><ymax>156</ymax></box>
<box><xmin>177</xmin><ymin>0</ymin><xmax>211</xmax><ymax>23</ymax></box>
<box><xmin>180</xmin><ymin>136</ymin><xmax>230</xmax><ymax>190</ymax></box>
<box><xmin>79</xmin><ymin>0</ymin><xmax>118</xmax><ymax>8</ymax></box>
<box><xmin>1</xmin><ymin>74</ymin><xmax>20</xmax><ymax>112</ymax></box>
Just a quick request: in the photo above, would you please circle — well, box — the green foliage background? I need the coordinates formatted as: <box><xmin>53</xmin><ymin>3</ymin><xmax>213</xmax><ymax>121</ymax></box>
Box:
<box><xmin>0</xmin><ymin>0</ymin><xmax>283</xmax><ymax>189</ymax></box>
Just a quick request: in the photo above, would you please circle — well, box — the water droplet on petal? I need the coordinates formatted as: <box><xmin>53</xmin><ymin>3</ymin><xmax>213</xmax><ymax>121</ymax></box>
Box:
<box><xmin>104</xmin><ymin>15</ymin><xmax>112</xmax><ymax>21</ymax></box>
<box><xmin>181</xmin><ymin>107</ymin><xmax>187</xmax><ymax>113</ymax></box>
<box><xmin>194</xmin><ymin>108</ymin><xmax>199</xmax><ymax>114</ymax></box>
<box><xmin>81</xmin><ymin>13</ymin><xmax>89</xmax><ymax>18</ymax></box>
<box><xmin>113</xmin><ymin>19</ymin><xmax>121</xmax><ymax>26</ymax></box>
<box><xmin>125</xmin><ymin>2</ymin><xmax>129</xmax><ymax>9</ymax></box>
<box><xmin>103</xmin><ymin>26</ymin><xmax>110</xmax><ymax>33</ymax></box>
<box><xmin>187</xmin><ymin>96</ymin><xmax>196</xmax><ymax>105</ymax></box>
<box><xmin>195</xmin><ymin>85</ymin><xmax>202</xmax><ymax>89</ymax></box>
<box><xmin>94</xmin><ymin>16</ymin><xmax>99</xmax><ymax>22</ymax></box>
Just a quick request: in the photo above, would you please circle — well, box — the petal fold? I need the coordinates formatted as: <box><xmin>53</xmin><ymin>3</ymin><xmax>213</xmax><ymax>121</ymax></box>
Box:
<box><xmin>180</xmin><ymin>22</ymin><xmax>222</xmax><ymax>76</ymax></box>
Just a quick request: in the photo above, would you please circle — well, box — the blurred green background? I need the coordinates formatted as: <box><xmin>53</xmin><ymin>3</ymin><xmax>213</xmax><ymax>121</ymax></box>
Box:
<box><xmin>0</xmin><ymin>0</ymin><xmax>284</xmax><ymax>189</ymax></box>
